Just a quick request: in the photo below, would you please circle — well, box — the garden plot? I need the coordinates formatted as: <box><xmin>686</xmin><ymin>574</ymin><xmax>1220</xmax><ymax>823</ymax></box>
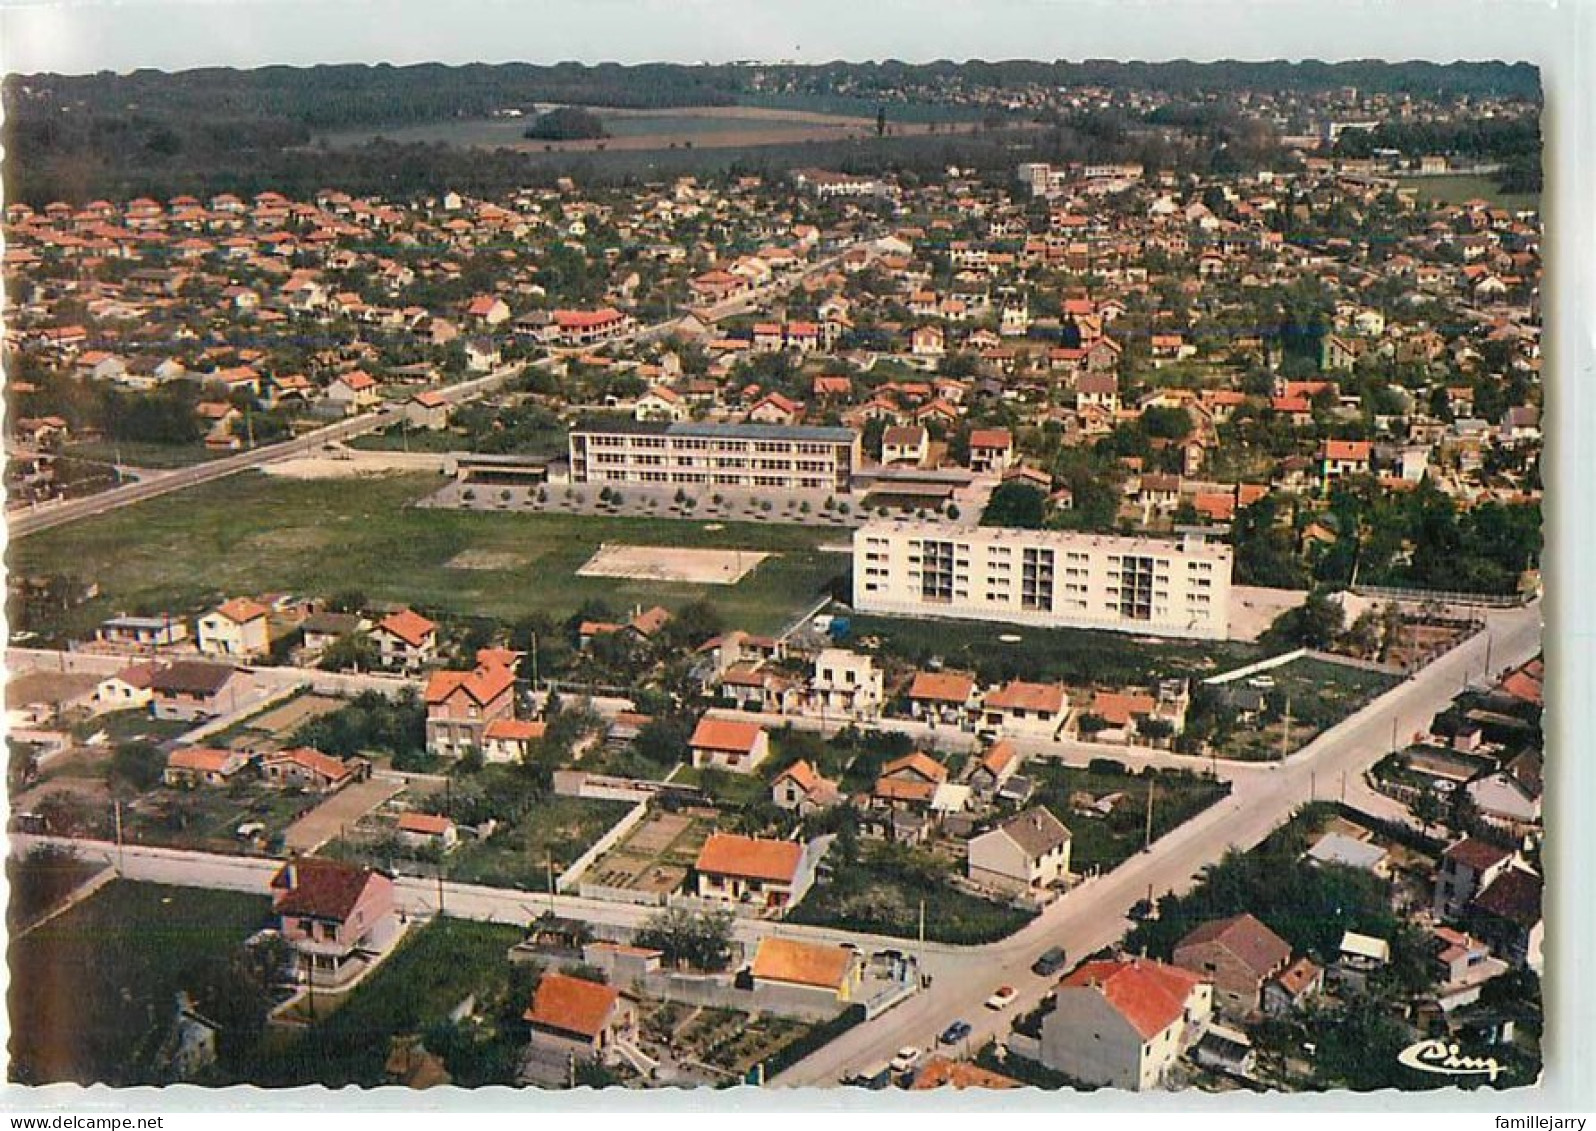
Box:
<box><xmin>577</xmin><ymin>543</ymin><xmax>770</xmax><ymax>585</ymax></box>
<box><xmin>584</xmin><ymin>807</ymin><xmax>713</xmax><ymax>897</ymax></box>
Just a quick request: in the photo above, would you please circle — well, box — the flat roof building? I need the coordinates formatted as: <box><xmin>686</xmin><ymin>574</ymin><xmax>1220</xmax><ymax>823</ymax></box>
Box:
<box><xmin>853</xmin><ymin>520</ymin><xmax>1232</xmax><ymax>641</ymax></box>
<box><xmin>568</xmin><ymin>420</ymin><xmax>859</xmax><ymax>494</ymax></box>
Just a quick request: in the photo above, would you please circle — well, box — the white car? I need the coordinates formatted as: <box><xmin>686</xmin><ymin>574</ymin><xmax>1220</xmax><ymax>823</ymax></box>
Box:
<box><xmin>985</xmin><ymin>985</ymin><xmax>1019</xmax><ymax>1010</ymax></box>
<box><xmin>889</xmin><ymin>1046</ymin><xmax>922</xmax><ymax>1073</ymax></box>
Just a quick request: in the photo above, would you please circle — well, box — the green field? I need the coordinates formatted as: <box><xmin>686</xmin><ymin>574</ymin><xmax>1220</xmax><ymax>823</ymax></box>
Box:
<box><xmin>62</xmin><ymin>441</ymin><xmax>225</xmax><ymax>470</ymax></box>
<box><xmin>238</xmin><ymin>916</ymin><xmax>526</xmax><ymax>1087</ymax></box>
<box><xmin>1397</xmin><ymin>173</ymin><xmax>1540</xmax><ymax>213</ymax></box>
<box><xmin>10</xmin><ymin>470</ymin><xmax>845</xmax><ymax>639</ymax></box>
<box><xmin>8</xmin><ymin>881</ymin><xmax>271</xmax><ymax>1085</ymax></box>
<box><xmin>1029</xmin><ymin>760</ymin><xmax>1231</xmax><ymax>875</ymax></box>
<box><xmin>852</xmin><ymin>613</ymin><xmax>1260</xmax><ymax>689</ymax></box>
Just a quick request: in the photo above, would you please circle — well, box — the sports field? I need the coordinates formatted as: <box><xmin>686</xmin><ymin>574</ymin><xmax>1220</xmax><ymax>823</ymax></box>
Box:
<box><xmin>9</xmin><ymin>471</ymin><xmax>844</xmax><ymax>639</ymax></box>
<box><xmin>577</xmin><ymin>543</ymin><xmax>770</xmax><ymax>585</ymax></box>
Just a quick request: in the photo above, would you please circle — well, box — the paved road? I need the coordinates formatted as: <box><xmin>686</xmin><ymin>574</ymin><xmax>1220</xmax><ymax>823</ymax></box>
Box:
<box><xmin>5</xmin><ymin>363</ymin><xmax>527</xmax><ymax>539</ymax></box>
<box><xmin>769</xmin><ymin>599</ymin><xmax>1541</xmax><ymax>1085</ymax></box>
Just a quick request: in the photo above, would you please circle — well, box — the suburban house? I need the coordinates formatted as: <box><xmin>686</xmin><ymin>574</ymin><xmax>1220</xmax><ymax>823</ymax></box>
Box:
<box><xmin>881</xmin><ymin>425</ymin><xmax>929</xmax><ymax>467</ymax></box>
<box><xmin>96</xmin><ymin>614</ymin><xmax>190</xmax><ymax>649</ymax></box>
<box><xmin>148</xmin><ymin>662</ymin><xmax>243</xmax><ymax>722</ymax></box>
<box><xmin>269</xmin><ymin>857</ymin><xmax>399</xmax><ymax>987</ymax></box>
<box><xmin>1320</xmin><ymin>439</ymin><xmax>1373</xmax><ymax>487</ymax></box>
<box><xmin>1263</xmin><ymin>957</ymin><xmax>1325</xmax><ymax>1017</ymax></box>
<box><xmin>966</xmin><ymin>806</ymin><xmax>1072</xmax><ymax>893</ymax></box>
<box><xmin>396</xmin><ymin>811</ymin><xmax>459</xmax><ymax>853</ymax></box>
<box><xmin>164</xmin><ymin>746</ymin><xmax>252</xmax><ymax>787</ymax></box>
<box><xmin>1039</xmin><ymin>957</ymin><xmax>1213</xmax><ymax>1091</ymax></box>
<box><xmin>748</xmin><ymin>937</ymin><xmax>863</xmax><ymax>1002</ymax></box>
<box><xmin>688</xmin><ymin>716</ymin><xmax>770</xmax><ymax>774</ymax></box>
<box><xmin>197</xmin><ymin>598</ymin><xmax>271</xmax><ymax>659</ymax></box>
<box><xmin>907</xmin><ymin>671</ymin><xmax>980</xmax><ymax>728</ymax></box>
<box><xmin>482</xmin><ymin>718</ymin><xmax>548</xmax><ymax>764</ymax></box>
<box><xmin>1334</xmin><ymin>931</ymin><xmax>1391</xmax><ymax>992</ymax></box>
<box><xmin>968</xmin><ymin>428</ymin><xmax>1015</xmax><ymax>473</ymax></box>
<box><xmin>874</xmin><ymin>751</ymin><xmax>949</xmax><ymax>810</ymax></box>
<box><xmin>299</xmin><ymin>611</ymin><xmax>368</xmax><ymax>661</ymax></box>
<box><xmin>325</xmin><ymin>370</ymin><xmax>381</xmax><ymax>413</ymax></box>
<box><xmin>771</xmin><ymin>760</ymin><xmax>843</xmax><ymax>815</ymax></box>
<box><xmin>693</xmin><ymin>832</ymin><xmax>816</xmax><ymax>911</ymax></box>
<box><xmin>262</xmin><ymin>747</ymin><xmax>366</xmax><ymax>793</ymax></box>
<box><xmin>982</xmin><ymin>680</ymin><xmax>1071</xmax><ymax>740</ymax></box>
<box><xmin>523</xmin><ymin>973</ymin><xmax>635</xmax><ymax>1055</ymax></box>
<box><xmin>1434</xmin><ymin>837</ymin><xmax>1516</xmax><ymax>920</ymax></box>
<box><xmin>1469</xmin><ymin>866</ymin><xmax>1544</xmax><ymax>973</ymax></box>
<box><xmin>405</xmin><ymin>390</ymin><xmax>452</xmax><ymax>431</ymax></box>
<box><xmin>370</xmin><ymin>608</ymin><xmax>438</xmax><ymax>672</ymax></box>
<box><xmin>94</xmin><ymin>662</ymin><xmax>158</xmax><ymax>711</ymax></box>
<box><xmin>809</xmin><ymin>649</ymin><xmax>884</xmax><ymax>720</ymax></box>
<box><xmin>1171</xmin><ymin>913</ymin><xmax>1292</xmax><ymax>1019</ymax></box>
<box><xmin>967</xmin><ymin>739</ymin><xmax>1022</xmax><ymax>798</ymax></box>
<box><xmin>423</xmin><ymin>658</ymin><xmax>518</xmax><ymax>759</ymax></box>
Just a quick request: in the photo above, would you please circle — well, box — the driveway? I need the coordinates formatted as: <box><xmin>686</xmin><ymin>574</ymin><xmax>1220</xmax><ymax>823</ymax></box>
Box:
<box><xmin>281</xmin><ymin>776</ymin><xmax>405</xmax><ymax>853</ymax></box>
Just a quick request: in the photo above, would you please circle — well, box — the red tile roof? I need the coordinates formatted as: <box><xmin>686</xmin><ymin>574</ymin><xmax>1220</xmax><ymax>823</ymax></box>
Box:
<box><xmin>271</xmin><ymin>858</ymin><xmax>382</xmax><ymax>921</ymax></box>
<box><xmin>986</xmin><ymin>680</ymin><xmax>1066</xmax><ymax>715</ymax></box>
<box><xmin>523</xmin><ymin>973</ymin><xmax>620</xmax><ymax>1041</ymax></box>
<box><xmin>1061</xmin><ymin>958</ymin><xmax>1205</xmax><ymax>1041</ymax></box>
<box><xmin>376</xmin><ymin>608</ymin><xmax>436</xmax><ymax>648</ymax></box>
<box><xmin>908</xmin><ymin>671</ymin><xmax>976</xmax><ymax>703</ymax></box>
<box><xmin>695</xmin><ymin>833</ymin><xmax>802</xmax><ymax>885</ymax></box>
<box><xmin>214</xmin><ymin>597</ymin><xmax>269</xmax><ymax>624</ymax></box>
<box><xmin>689</xmin><ymin>716</ymin><xmax>764</xmax><ymax>754</ymax></box>
<box><xmin>397</xmin><ymin>811</ymin><xmax>454</xmax><ymax>836</ymax></box>
<box><xmin>1174</xmin><ymin>913</ymin><xmax>1291</xmax><ymax>979</ymax></box>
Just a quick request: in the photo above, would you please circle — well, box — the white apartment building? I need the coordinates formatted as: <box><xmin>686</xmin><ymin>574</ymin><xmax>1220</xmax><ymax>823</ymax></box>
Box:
<box><xmin>852</xmin><ymin>521</ymin><xmax>1233</xmax><ymax>641</ymax></box>
<box><xmin>568</xmin><ymin>422</ymin><xmax>860</xmax><ymax>494</ymax></box>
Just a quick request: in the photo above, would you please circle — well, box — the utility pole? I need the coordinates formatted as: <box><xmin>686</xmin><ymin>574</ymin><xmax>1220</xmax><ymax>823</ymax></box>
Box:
<box><xmin>1310</xmin><ymin>770</ymin><xmax>1317</xmax><ymax>802</ymax></box>
<box><xmin>547</xmin><ymin>852</ymin><xmax>556</xmax><ymax>912</ymax></box>
<box><xmin>531</xmin><ymin>631</ymin><xmax>540</xmax><ymax>695</ymax></box>
<box><xmin>1280</xmin><ymin>695</ymin><xmax>1292</xmax><ymax>760</ymax></box>
<box><xmin>436</xmin><ymin>866</ymin><xmax>446</xmax><ymax>917</ymax></box>
<box><xmin>1143</xmin><ymin>778</ymin><xmax>1156</xmax><ymax>851</ymax></box>
<box><xmin>1339</xmin><ymin>770</ymin><xmax>1347</xmax><ymax>802</ymax></box>
<box><xmin>113</xmin><ymin>798</ymin><xmax>126</xmax><ymax>876</ymax></box>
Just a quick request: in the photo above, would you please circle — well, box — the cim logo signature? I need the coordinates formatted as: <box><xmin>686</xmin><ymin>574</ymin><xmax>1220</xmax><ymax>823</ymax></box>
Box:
<box><xmin>1397</xmin><ymin>1037</ymin><xmax>1506</xmax><ymax>1082</ymax></box>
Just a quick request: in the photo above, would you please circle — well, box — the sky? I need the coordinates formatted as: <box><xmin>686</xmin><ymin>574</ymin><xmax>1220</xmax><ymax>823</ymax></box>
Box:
<box><xmin>0</xmin><ymin>0</ymin><xmax>1567</xmax><ymax>76</ymax></box>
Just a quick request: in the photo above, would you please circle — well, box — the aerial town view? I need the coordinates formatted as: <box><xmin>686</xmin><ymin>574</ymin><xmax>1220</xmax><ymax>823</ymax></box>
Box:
<box><xmin>1</xmin><ymin>41</ymin><xmax>1546</xmax><ymax>1100</ymax></box>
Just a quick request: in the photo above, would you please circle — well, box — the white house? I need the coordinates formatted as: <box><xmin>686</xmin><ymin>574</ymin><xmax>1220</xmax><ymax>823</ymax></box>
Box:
<box><xmin>689</xmin><ymin>716</ymin><xmax>771</xmax><ymax>774</ymax></box>
<box><xmin>1039</xmin><ymin>958</ymin><xmax>1212</xmax><ymax>1091</ymax></box>
<box><xmin>197</xmin><ymin>598</ymin><xmax>271</xmax><ymax>659</ymax></box>
<box><xmin>966</xmin><ymin>806</ymin><xmax>1072</xmax><ymax>892</ymax></box>
<box><xmin>809</xmin><ymin>649</ymin><xmax>884</xmax><ymax>721</ymax></box>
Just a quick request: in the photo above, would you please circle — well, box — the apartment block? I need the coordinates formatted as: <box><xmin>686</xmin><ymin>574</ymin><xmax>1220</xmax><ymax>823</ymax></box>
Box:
<box><xmin>852</xmin><ymin>521</ymin><xmax>1232</xmax><ymax>641</ymax></box>
<box><xmin>568</xmin><ymin>421</ymin><xmax>860</xmax><ymax>493</ymax></box>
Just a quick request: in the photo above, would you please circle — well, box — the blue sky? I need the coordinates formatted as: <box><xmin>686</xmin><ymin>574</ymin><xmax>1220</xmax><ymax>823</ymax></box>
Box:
<box><xmin>0</xmin><ymin>0</ymin><xmax>1556</xmax><ymax>75</ymax></box>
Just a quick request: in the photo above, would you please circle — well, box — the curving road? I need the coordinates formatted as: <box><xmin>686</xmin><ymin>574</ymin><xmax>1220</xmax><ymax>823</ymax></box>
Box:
<box><xmin>769</xmin><ymin>598</ymin><xmax>1541</xmax><ymax>1085</ymax></box>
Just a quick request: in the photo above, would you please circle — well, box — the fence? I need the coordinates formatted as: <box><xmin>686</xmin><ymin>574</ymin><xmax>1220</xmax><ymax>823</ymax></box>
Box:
<box><xmin>1351</xmin><ymin>583</ymin><xmax>1533</xmax><ymax>609</ymax></box>
<box><xmin>554</xmin><ymin>797</ymin><xmax>651</xmax><ymax>893</ymax></box>
<box><xmin>1203</xmin><ymin>649</ymin><xmax>1307</xmax><ymax>686</ymax></box>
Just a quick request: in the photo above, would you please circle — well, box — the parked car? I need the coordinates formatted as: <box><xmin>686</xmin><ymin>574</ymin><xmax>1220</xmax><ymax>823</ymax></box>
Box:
<box><xmin>939</xmin><ymin>1020</ymin><xmax>973</xmax><ymax>1045</ymax></box>
<box><xmin>890</xmin><ymin>1046</ymin><xmax>923</xmax><ymax>1073</ymax></box>
<box><xmin>1032</xmin><ymin>946</ymin><xmax>1068</xmax><ymax>977</ymax></box>
<box><xmin>985</xmin><ymin>985</ymin><xmax>1019</xmax><ymax>1010</ymax></box>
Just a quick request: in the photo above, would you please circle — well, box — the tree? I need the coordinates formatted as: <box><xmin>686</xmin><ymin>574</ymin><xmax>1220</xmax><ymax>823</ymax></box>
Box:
<box><xmin>635</xmin><ymin>906</ymin><xmax>735</xmax><ymax>971</ymax></box>
<box><xmin>980</xmin><ymin>481</ymin><xmax>1047</xmax><ymax>529</ymax></box>
<box><xmin>110</xmin><ymin>741</ymin><xmax>165</xmax><ymax>794</ymax></box>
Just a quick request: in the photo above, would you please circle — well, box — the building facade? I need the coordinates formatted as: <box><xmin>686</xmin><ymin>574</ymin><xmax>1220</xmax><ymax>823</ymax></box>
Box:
<box><xmin>853</xmin><ymin>521</ymin><xmax>1232</xmax><ymax>641</ymax></box>
<box><xmin>568</xmin><ymin>421</ymin><xmax>860</xmax><ymax>494</ymax></box>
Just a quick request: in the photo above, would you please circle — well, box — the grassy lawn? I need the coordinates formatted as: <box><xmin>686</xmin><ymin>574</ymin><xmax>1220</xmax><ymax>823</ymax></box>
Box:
<box><xmin>237</xmin><ymin>916</ymin><xmax>525</xmax><ymax>1087</ymax></box>
<box><xmin>10</xmin><ymin>471</ymin><xmax>843</xmax><ymax>640</ymax></box>
<box><xmin>62</xmin><ymin>440</ymin><xmax>225</xmax><ymax>470</ymax></box>
<box><xmin>121</xmin><ymin>781</ymin><xmax>318</xmax><ymax>854</ymax></box>
<box><xmin>1397</xmin><ymin>173</ymin><xmax>1540</xmax><ymax>213</ymax></box>
<box><xmin>4</xmin><ymin>846</ymin><xmax>106</xmax><ymax>931</ymax></box>
<box><xmin>444</xmin><ymin>793</ymin><xmax>633</xmax><ymax>889</ymax></box>
<box><xmin>851</xmin><ymin>613</ymin><xmax>1260</xmax><ymax>689</ymax></box>
<box><xmin>1028</xmin><ymin>759</ymin><xmax>1231</xmax><ymax>875</ymax></box>
<box><xmin>69</xmin><ymin>708</ymin><xmax>193</xmax><ymax>747</ymax></box>
<box><xmin>8</xmin><ymin>881</ymin><xmax>271</xmax><ymax>1085</ymax></box>
<box><xmin>1213</xmin><ymin>657</ymin><xmax>1400</xmax><ymax>762</ymax></box>
<box><xmin>787</xmin><ymin>840</ymin><xmax>1034</xmax><ymax>944</ymax></box>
